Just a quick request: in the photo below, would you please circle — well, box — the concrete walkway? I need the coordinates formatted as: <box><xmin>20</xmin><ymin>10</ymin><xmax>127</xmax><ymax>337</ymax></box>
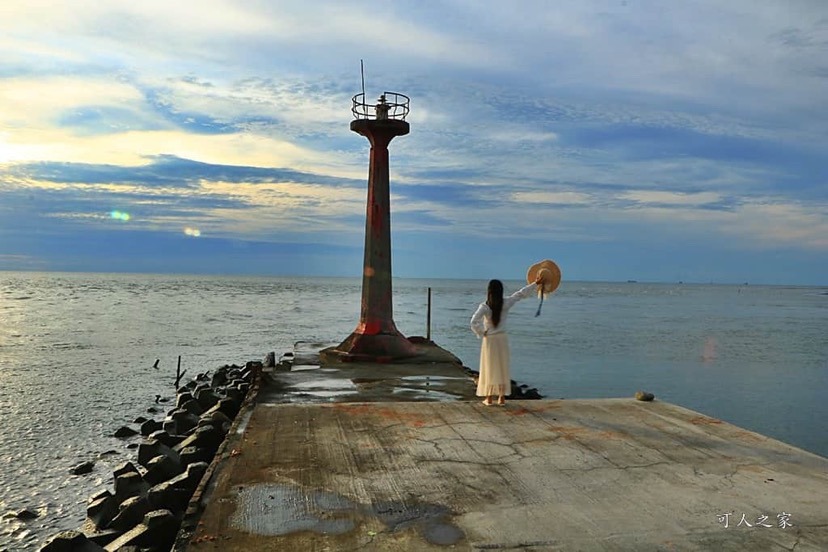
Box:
<box><xmin>183</xmin><ymin>354</ymin><xmax>828</xmax><ymax>551</ymax></box>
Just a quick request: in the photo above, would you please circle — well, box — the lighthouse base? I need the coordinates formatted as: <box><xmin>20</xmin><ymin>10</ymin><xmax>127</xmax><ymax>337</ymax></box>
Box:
<box><xmin>329</xmin><ymin>330</ymin><xmax>420</xmax><ymax>363</ymax></box>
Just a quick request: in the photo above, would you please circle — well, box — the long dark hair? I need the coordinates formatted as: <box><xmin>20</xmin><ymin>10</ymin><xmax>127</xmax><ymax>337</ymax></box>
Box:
<box><xmin>486</xmin><ymin>279</ymin><xmax>504</xmax><ymax>327</ymax></box>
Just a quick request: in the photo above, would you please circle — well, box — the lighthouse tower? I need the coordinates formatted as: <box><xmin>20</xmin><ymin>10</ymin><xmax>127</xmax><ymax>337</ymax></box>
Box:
<box><xmin>332</xmin><ymin>92</ymin><xmax>418</xmax><ymax>361</ymax></box>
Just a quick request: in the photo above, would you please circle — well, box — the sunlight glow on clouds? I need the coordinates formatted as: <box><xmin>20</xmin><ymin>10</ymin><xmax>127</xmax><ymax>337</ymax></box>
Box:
<box><xmin>0</xmin><ymin>0</ymin><xmax>825</xmax><ymax>283</ymax></box>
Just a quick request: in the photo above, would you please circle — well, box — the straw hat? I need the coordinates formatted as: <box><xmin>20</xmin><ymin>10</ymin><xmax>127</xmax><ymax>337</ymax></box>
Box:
<box><xmin>526</xmin><ymin>259</ymin><xmax>561</xmax><ymax>295</ymax></box>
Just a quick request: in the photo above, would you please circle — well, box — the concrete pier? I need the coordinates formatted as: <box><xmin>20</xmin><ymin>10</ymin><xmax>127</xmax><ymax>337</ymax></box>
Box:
<box><xmin>181</xmin><ymin>343</ymin><xmax>828</xmax><ymax>551</ymax></box>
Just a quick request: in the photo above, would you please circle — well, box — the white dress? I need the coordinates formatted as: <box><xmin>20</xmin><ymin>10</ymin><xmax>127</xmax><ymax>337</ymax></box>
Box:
<box><xmin>470</xmin><ymin>283</ymin><xmax>537</xmax><ymax>397</ymax></box>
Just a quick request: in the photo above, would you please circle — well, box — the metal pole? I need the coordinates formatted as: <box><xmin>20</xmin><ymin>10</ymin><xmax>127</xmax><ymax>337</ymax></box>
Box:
<box><xmin>427</xmin><ymin>287</ymin><xmax>432</xmax><ymax>341</ymax></box>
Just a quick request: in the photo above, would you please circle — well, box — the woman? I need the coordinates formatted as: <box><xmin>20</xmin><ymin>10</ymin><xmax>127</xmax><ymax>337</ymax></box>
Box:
<box><xmin>470</xmin><ymin>276</ymin><xmax>541</xmax><ymax>406</ymax></box>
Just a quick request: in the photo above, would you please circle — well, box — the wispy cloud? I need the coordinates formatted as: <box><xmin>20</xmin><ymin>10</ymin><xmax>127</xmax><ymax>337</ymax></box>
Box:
<box><xmin>0</xmin><ymin>0</ymin><xmax>825</xmax><ymax>283</ymax></box>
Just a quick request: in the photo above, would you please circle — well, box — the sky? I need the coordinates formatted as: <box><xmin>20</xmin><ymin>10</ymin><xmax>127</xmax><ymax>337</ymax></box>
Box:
<box><xmin>0</xmin><ymin>1</ymin><xmax>826</xmax><ymax>284</ymax></box>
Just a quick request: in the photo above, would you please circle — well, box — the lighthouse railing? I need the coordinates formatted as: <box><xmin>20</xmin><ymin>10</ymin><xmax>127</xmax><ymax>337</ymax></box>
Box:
<box><xmin>351</xmin><ymin>92</ymin><xmax>410</xmax><ymax>121</ymax></box>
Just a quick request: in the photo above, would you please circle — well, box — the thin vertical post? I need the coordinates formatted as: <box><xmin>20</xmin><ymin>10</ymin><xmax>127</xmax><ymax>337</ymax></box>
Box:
<box><xmin>427</xmin><ymin>287</ymin><xmax>432</xmax><ymax>341</ymax></box>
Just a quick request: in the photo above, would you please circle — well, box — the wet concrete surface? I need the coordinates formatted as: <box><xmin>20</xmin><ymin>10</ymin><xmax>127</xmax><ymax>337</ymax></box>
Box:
<box><xmin>181</xmin><ymin>341</ymin><xmax>828</xmax><ymax>550</ymax></box>
<box><xmin>257</xmin><ymin>339</ymin><xmax>479</xmax><ymax>405</ymax></box>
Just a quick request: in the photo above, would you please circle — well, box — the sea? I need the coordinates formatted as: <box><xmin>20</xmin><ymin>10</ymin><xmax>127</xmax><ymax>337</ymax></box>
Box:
<box><xmin>0</xmin><ymin>271</ymin><xmax>826</xmax><ymax>550</ymax></box>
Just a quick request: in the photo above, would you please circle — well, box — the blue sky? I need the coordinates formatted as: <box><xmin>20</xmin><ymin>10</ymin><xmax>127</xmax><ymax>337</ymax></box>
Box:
<box><xmin>0</xmin><ymin>1</ymin><xmax>825</xmax><ymax>284</ymax></box>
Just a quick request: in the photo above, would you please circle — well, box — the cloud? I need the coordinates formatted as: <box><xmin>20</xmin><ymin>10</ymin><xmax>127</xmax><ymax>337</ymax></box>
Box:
<box><xmin>618</xmin><ymin>190</ymin><xmax>722</xmax><ymax>206</ymax></box>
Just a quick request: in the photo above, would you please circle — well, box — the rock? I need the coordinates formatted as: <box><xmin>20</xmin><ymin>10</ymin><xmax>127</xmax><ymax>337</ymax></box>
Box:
<box><xmin>178</xmin><ymin>446</ymin><xmax>213</xmax><ymax>467</ymax></box>
<box><xmin>148</xmin><ymin>430</ymin><xmax>183</xmax><ymax>448</ymax></box>
<box><xmin>108</xmin><ymin>496</ymin><xmax>151</xmax><ymax>532</ymax></box>
<box><xmin>194</xmin><ymin>387</ymin><xmax>219</xmax><ymax>410</ymax></box>
<box><xmin>197</xmin><ymin>411</ymin><xmax>231</xmax><ymax>436</ymax></box>
<box><xmin>173</xmin><ymin>426</ymin><xmax>224</xmax><ymax>456</ymax></box>
<box><xmin>210</xmin><ymin>370</ymin><xmax>228</xmax><ymax>389</ymax></box>
<box><xmin>132</xmin><ymin>416</ymin><xmax>148</xmax><ymax>424</ymax></box>
<box><xmin>181</xmin><ymin>398</ymin><xmax>205</xmax><ymax>416</ymax></box>
<box><xmin>70</xmin><ymin>461</ymin><xmax>95</xmax><ymax>475</ymax></box>
<box><xmin>39</xmin><ymin>530</ymin><xmax>106</xmax><ymax>551</ymax></box>
<box><xmin>162</xmin><ymin>409</ymin><xmax>199</xmax><ymax>436</ymax></box>
<box><xmin>139</xmin><ymin>419</ymin><xmax>162</xmax><ymax>437</ymax></box>
<box><xmin>113</xmin><ymin>426</ymin><xmax>138</xmax><ymax>438</ymax></box>
<box><xmin>89</xmin><ymin>489</ymin><xmax>112</xmax><ymax>503</ymax></box>
<box><xmin>102</xmin><ymin>509</ymin><xmax>178</xmax><ymax>551</ymax></box>
<box><xmin>524</xmin><ymin>388</ymin><xmax>542</xmax><ymax>400</ymax></box>
<box><xmin>635</xmin><ymin>390</ymin><xmax>655</xmax><ymax>402</ymax></box>
<box><xmin>143</xmin><ymin>454</ymin><xmax>184</xmax><ymax>486</ymax></box>
<box><xmin>206</xmin><ymin>397</ymin><xmax>241</xmax><ymax>419</ymax></box>
<box><xmin>225</xmin><ymin>386</ymin><xmax>245</xmax><ymax>403</ymax></box>
<box><xmin>86</xmin><ymin>493</ymin><xmax>118</xmax><ymax>531</ymax></box>
<box><xmin>97</xmin><ymin>450</ymin><xmax>118</xmax><ymax>459</ymax></box>
<box><xmin>146</xmin><ymin>462</ymin><xmax>208</xmax><ymax>514</ymax></box>
<box><xmin>126</xmin><ymin>443</ymin><xmax>138</xmax><ymax>450</ymax></box>
<box><xmin>146</xmin><ymin>407</ymin><xmax>158</xmax><ymax>414</ymax></box>
<box><xmin>84</xmin><ymin>528</ymin><xmax>121</xmax><ymax>547</ymax></box>
<box><xmin>113</xmin><ymin>472</ymin><xmax>149</xmax><ymax>503</ymax></box>
<box><xmin>175</xmin><ymin>392</ymin><xmax>194</xmax><ymax>410</ymax></box>
<box><xmin>112</xmin><ymin>462</ymin><xmax>140</xmax><ymax>479</ymax></box>
<box><xmin>137</xmin><ymin>439</ymin><xmax>181</xmax><ymax>469</ymax></box>
<box><xmin>14</xmin><ymin>508</ymin><xmax>38</xmax><ymax>520</ymax></box>
<box><xmin>263</xmin><ymin>351</ymin><xmax>276</xmax><ymax>368</ymax></box>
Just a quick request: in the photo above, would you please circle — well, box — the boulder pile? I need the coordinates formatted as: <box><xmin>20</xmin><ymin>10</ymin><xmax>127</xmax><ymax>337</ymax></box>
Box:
<box><xmin>38</xmin><ymin>361</ymin><xmax>260</xmax><ymax>552</ymax></box>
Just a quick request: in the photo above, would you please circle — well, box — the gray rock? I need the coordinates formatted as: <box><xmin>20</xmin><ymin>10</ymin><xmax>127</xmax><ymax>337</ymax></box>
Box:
<box><xmin>86</xmin><ymin>494</ymin><xmax>118</xmax><ymax>531</ymax></box>
<box><xmin>179</xmin><ymin>446</ymin><xmax>212</xmax><ymax>467</ymax></box>
<box><xmin>113</xmin><ymin>472</ymin><xmax>149</xmax><ymax>503</ymax></box>
<box><xmin>137</xmin><ymin>438</ymin><xmax>181</xmax><ymax>469</ymax></box>
<box><xmin>70</xmin><ymin>461</ymin><xmax>95</xmax><ymax>475</ymax></box>
<box><xmin>263</xmin><ymin>351</ymin><xmax>276</xmax><ymax>368</ymax></box>
<box><xmin>635</xmin><ymin>390</ymin><xmax>655</xmax><ymax>401</ymax></box>
<box><xmin>148</xmin><ymin>430</ymin><xmax>183</xmax><ymax>448</ymax></box>
<box><xmin>194</xmin><ymin>387</ymin><xmax>219</xmax><ymax>410</ymax></box>
<box><xmin>139</xmin><ymin>419</ymin><xmax>162</xmax><ymax>437</ymax></box>
<box><xmin>143</xmin><ymin>455</ymin><xmax>184</xmax><ymax>487</ymax></box>
<box><xmin>15</xmin><ymin>508</ymin><xmax>38</xmax><ymax>520</ymax></box>
<box><xmin>210</xmin><ymin>370</ymin><xmax>228</xmax><ymax>388</ymax></box>
<box><xmin>113</xmin><ymin>426</ymin><xmax>138</xmax><ymax>438</ymax></box>
<box><xmin>147</xmin><ymin>480</ymin><xmax>193</xmax><ymax>514</ymax></box>
<box><xmin>108</xmin><ymin>496</ymin><xmax>151</xmax><ymax>532</ymax></box>
<box><xmin>162</xmin><ymin>409</ymin><xmax>200</xmax><ymax>436</ymax></box>
<box><xmin>102</xmin><ymin>509</ymin><xmax>178</xmax><ymax>551</ymax></box>
<box><xmin>173</xmin><ymin>426</ymin><xmax>223</xmax><ymax>455</ymax></box>
<box><xmin>112</xmin><ymin>462</ymin><xmax>139</xmax><ymax>479</ymax></box>
<box><xmin>84</xmin><ymin>528</ymin><xmax>121</xmax><ymax>547</ymax></box>
<box><xmin>175</xmin><ymin>392</ymin><xmax>193</xmax><ymax>409</ymax></box>
<box><xmin>204</xmin><ymin>397</ymin><xmax>241</xmax><ymax>419</ymax></box>
<box><xmin>181</xmin><ymin>398</ymin><xmax>204</xmax><ymax>416</ymax></box>
<box><xmin>39</xmin><ymin>530</ymin><xmax>106</xmax><ymax>551</ymax></box>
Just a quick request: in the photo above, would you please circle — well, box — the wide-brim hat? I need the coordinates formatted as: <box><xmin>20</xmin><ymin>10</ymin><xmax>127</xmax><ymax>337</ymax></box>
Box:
<box><xmin>527</xmin><ymin>259</ymin><xmax>561</xmax><ymax>295</ymax></box>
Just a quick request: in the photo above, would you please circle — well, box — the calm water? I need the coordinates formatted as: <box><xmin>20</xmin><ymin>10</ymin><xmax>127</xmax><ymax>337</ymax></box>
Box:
<box><xmin>0</xmin><ymin>272</ymin><xmax>826</xmax><ymax>549</ymax></box>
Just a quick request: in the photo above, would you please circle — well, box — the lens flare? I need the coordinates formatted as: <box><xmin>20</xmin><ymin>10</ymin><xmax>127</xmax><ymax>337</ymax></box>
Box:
<box><xmin>184</xmin><ymin>227</ymin><xmax>201</xmax><ymax>237</ymax></box>
<box><xmin>110</xmin><ymin>210</ymin><xmax>131</xmax><ymax>221</ymax></box>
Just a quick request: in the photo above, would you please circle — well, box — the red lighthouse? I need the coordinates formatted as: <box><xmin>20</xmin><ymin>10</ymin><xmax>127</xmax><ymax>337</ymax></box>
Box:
<box><xmin>332</xmin><ymin>92</ymin><xmax>418</xmax><ymax>361</ymax></box>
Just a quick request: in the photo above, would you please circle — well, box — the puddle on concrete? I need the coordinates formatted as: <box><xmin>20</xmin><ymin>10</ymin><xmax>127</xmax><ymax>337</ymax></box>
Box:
<box><xmin>292</xmin><ymin>378</ymin><xmax>357</xmax><ymax>390</ymax></box>
<box><xmin>370</xmin><ymin>499</ymin><xmax>464</xmax><ymax>546</ymax></box>
<box><xmin>290</xmin><ymin>364</ymin><xmax>321</xmax><ymax>372</ymax></box>
<box><xmin>232</xmin><ymin>484</ymin><xmax>465</xmax><ymax>545</ymax></box>
<box><xmin>293</xmin><ymin>389</ymin><xmax>360</xmax><ymax>399</ymax></box>
<box><xmin>399</xmin><ymin>375</ymin><xmax>468</xmax><ymax>382</ymax></box>
<box><xmin>231</xmin><ymin>484</ymin><xmax>356</xmax><ymax>536</ymax></box>
<box><xmin>421</xmin><ymin>521</ymin><xmax>465</xmax><ymax>546</ymax></box>
<box><xmin>392</xmin><ymin>388</ymin><xmax>458</xmax><ymax>401</ymax></box>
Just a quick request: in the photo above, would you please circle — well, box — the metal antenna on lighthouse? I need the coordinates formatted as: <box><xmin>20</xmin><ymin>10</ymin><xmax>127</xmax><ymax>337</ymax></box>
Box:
<box><xmin>360</xmin><ymin>59</ymin><xmax>366</xmax><ymax>110</ymax></box>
